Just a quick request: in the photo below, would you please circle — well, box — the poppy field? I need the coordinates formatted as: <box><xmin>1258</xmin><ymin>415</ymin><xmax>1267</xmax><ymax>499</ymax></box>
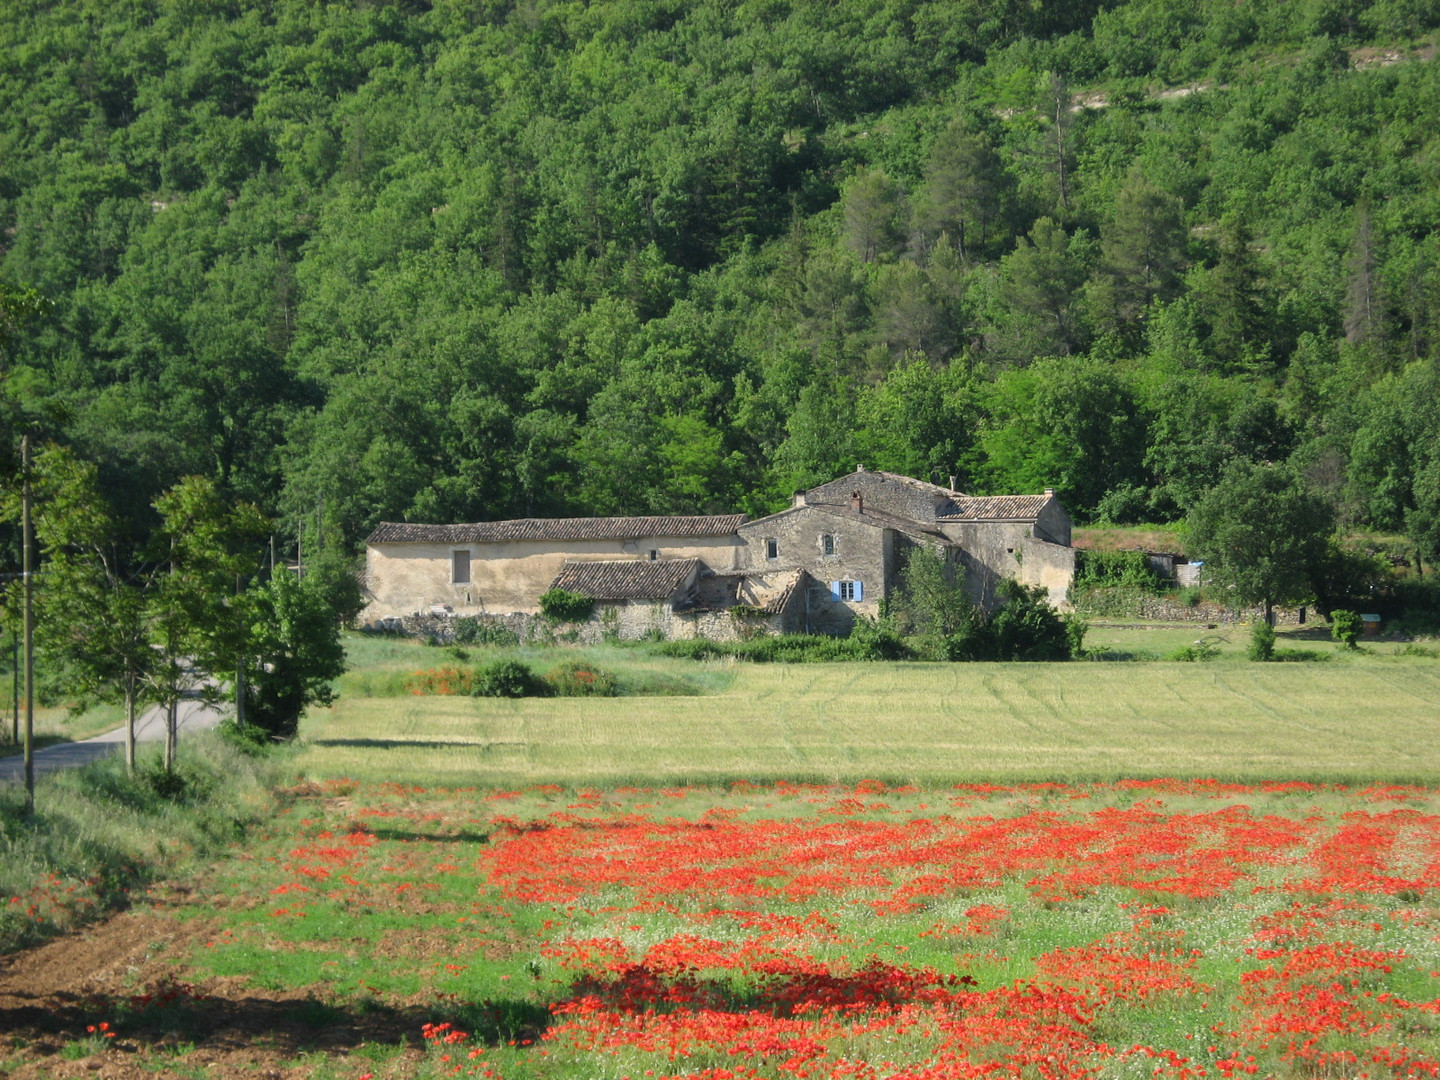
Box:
<box><xmin>24</xmin><ymin>776</ymin><xmax>1440</xmax><ymax>1080</ymax></box>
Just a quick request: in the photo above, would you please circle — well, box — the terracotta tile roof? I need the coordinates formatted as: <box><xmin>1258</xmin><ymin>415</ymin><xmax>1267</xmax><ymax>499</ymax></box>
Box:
<box><xmin>368</xmin><ymin>515</ymin><xmax>745</xmax><ymax>545</ymax></box>
<box><xmin>940</xmin><ymin>494</ymin><xmax>1055</xmax><ymax>522</ymax></box>
<box><xmin>549</xmin><ymin>558</ymin><xmax>700</xmax><ymax>600</ymax></box>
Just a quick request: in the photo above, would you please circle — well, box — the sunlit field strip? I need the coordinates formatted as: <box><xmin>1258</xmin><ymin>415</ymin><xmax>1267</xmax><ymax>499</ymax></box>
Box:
<box><xmin>299</xmin><ymin>662</ymin><xmax>1440</xmax><ymax>786</ymax></box>
<box><xmin>174</xmin><ymin>779</ymin><xmax>1440</xmax><ymax>1080</ymax></box>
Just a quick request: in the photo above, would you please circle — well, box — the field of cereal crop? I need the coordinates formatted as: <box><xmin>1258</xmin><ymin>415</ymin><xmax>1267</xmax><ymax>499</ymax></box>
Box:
<box><xmin>298</xmin><ymin>657</ymin><xmax>1440</xmax><ymax>787</ymax></box>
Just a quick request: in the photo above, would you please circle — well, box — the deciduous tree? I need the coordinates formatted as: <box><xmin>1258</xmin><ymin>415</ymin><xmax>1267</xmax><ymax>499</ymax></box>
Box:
<box><xmin>1184</xmin><ymin>460</ymin><xmax>1335</xmax><ymax>625</ymax></box>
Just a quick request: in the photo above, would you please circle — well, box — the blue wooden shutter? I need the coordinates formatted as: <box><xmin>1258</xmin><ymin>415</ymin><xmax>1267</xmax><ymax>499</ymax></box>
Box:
<box><xmin>829</xmin><ymin>580</ymin><xmax>841</xmax><ymax>600</ymax></box>
<box><xmin>854</xmin><ymin>580</ymin><xmax>863</xmax><ymax>602</ymax></box>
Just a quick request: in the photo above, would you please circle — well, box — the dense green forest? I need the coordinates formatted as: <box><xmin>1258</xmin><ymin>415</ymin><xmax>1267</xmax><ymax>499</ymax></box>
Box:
<box><xmin>2</xmin><ymin>0</ymin><xmax>1439</xmax><ymax>564</ymax></box>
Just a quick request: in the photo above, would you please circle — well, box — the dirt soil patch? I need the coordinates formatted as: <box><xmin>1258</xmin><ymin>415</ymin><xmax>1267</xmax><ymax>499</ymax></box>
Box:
<box><xmin>0</xmin><ymin>900</ymin><xmax>437</xmax><ymax>1078</ymax></box>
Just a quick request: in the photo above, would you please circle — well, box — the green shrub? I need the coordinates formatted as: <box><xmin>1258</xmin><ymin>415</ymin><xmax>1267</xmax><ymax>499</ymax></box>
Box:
<box><xmin>1073</xmin><ymin>550</ymin><xmax>1166</xmax><ymax>592</ymax></box>
<box><xmin>472</xmin><ymin>659</ymin><xmax>538</xmax><ymax>698</ymax></box>
<box><xmin>1331</xmin><ymin>609</ymin><xmax>1362</xmax><ymax>649</ymax></box>
<box><xmin>452</xmin><ymin>617</ymin><xmax>521</xmax><ymax>647</ymax></box>
<box><xmin>1069</xmin><ymin>587</ymin><xmax>1154</xmax><ymax>619</ymax></box>
<box><xmin>978</xmin><ymin>580</ymin><xmax>1081</xmax><ymax>661</ymax></box>
<box><xmin>1247</xmin><ymin>620</ymin><xmax>1276</xmax><ymax>661</ymax></box>
<box><xmin>613</xmin><ymin>671</ymin><xmax>707</xmax><ymax>696</ymax></box>
<box><xmin>1272</xmin><ymin>649</ymin><xmax>1330</xmax><ymax>662</ymax></box>
<box><xmin>1169</xmin><ymin>639</ymin><xmax>1220</xmax><ymax>662</ymax></box>
<box><xmin>846</xmin><ymin>616</ymin><xmax>912</xmax><ymax>660</ymax></box>
<box><xmin>545</xmin><ymin>659</ymin><xmax>618</xmax><ymax>696</ymax></box>
<box><xmin>652</xmin><ymin>633</ymin><xmax>891</xmax><ymax>663</ymax></box>
<box><xmin>655</xmin><ymin>588</ymin><xmax>1080</xmax><ymax>663</ymax></box>
<box><xmin>539</xmin><ymin>588</ymin><xmax>595</xmax><ymax>622</ymax></box>
<box><xmin>218</xmin><ymin>716</ymin><xmax>274</xmax><ymax>753</ymax></box>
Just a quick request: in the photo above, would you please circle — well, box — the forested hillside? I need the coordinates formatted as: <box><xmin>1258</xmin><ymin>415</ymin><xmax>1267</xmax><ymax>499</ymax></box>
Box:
<box><xmin>2</xmin><ymin>0</ymin><xmax>1439</xmax><ymax>561</ymax></box>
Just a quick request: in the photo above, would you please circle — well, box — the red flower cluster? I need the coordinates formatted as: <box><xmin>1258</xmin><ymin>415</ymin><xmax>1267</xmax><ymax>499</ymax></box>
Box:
<box><xmin>210</xmin><ymin>779</ymin><xmax>1440</xmax><ymax>1080</ymax></box>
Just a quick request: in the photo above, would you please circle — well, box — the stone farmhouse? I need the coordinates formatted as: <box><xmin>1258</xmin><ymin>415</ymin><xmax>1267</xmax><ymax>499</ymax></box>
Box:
<box><xmin>362</xmin><ymin>468</ymin><xmax>1075</xmax><ymax>639</ymax></box>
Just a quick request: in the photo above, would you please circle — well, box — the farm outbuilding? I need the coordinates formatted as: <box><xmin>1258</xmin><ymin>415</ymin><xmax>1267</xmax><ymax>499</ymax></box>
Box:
<box><xmin>361</xmin><ymin>468</ymin><xmax>1075</xmax><ymax>638</ymax></box>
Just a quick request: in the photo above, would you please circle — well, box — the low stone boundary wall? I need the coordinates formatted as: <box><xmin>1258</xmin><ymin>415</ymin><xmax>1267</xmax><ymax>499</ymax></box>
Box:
<box><xmin>1093</xmin><ymin>595</ymin><xmax>1313</xmax><ymax>626</ymax></box>
<box><xmin>366</xmin><ymin>603</ymin><xmax>770</xmax><ymax>645</ymax></box>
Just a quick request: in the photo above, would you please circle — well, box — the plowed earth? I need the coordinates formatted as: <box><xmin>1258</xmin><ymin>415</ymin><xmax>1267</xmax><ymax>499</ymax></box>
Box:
<box><xmin>0</xmin><ymin>903</ymin><xmax>431</xmax><ymax>1078</ymax></box>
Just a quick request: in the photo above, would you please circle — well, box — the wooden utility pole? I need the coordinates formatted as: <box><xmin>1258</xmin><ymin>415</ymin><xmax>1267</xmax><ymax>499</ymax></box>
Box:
<box><xmin>235</xmin><ymin>572</ymin><xmax>245</xmax><ymax>731</ymax></box>
<box><xmin>10</xmin><ymin>628</ymin><xmax>17</xmax><ymax>745</ymax></box>
<box><xmin>21</xmin><ymin>435</ymin><xmax>34</xmax><ymax>813</ymax></box>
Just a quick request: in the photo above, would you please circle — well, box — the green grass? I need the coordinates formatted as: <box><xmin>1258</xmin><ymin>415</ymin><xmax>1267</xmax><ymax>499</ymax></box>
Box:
<box><xmin>1080</xmin><ymin>620</ymin><xmax>1407</xmax><ymax>660</ymax></box>
<box><xmin>0</xmin><ymin>734</ymin><xmax>291</xmax><ymax>954</ymax></box>
<box><xmin>301</xmin><ymin>650</ymin><xmax>1440</xmax><ymax>787</ymax></box>
<box><xmin>1071</xmin><ymin>524</ymin><xmax>1185</xmax><ymax>553</ymax></box>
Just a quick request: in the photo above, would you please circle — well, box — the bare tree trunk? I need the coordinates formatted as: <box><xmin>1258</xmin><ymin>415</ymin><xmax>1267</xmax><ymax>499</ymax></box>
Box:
<box><xmin>165</xmin><ymin>698</ymin><xmax>177</xmax><ymax>772</ymax></box>
<box><xmin>125</xmin><ymin>677</ymin><xmax>136</xmax><ymax>774</ymax></box>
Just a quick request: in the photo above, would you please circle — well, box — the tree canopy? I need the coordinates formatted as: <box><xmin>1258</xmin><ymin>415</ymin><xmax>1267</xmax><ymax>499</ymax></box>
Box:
<box><xmin>1184</xmin><ymin>460</ymin><xmax>1336</xmax><ymax>623</ymax></box>
<box><xmin>0</xmin><ymin>0</ymin><xmax>1438</xmax><ymax>554</ymax></box>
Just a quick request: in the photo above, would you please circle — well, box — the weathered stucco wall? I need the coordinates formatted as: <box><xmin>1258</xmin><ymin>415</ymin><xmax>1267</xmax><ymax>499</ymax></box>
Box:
<box><xmin>937</xmin><ymin>520</ymin><xmax>1031</xmax><ymax>609</ymax></box>
<box><xmin>932</xmin><ymin>521</ymin><xmax>1073</xmax><ymax>610</ymax></box>
<box><xmin>365</xmin><ymin>534</ymin><xmax>746</xmax><ymax>618</ymax></box>
<box><xmin>1017</xmin><ymin>537</ymin><xmax>1076</xmax><ymax>609</ymax></box>
<box><xmin>1033</xmin><ymin>501</ymin><xmax>1073</xmax><ymax>546</ymax></box>
<box><xmin>738</xmin><ymin>506</ymin><xmax>886</xmax><ymax>633</ymax></box>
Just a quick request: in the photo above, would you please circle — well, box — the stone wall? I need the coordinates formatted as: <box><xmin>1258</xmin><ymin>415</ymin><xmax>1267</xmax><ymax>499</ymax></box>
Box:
<box><xmin>384</xmin><ymin>602</ymin><xmax>773</xmax><ymax>646</ymax></box>
<box><xmin>1079</xmin><ymin>594</ymin><xmax>1317</xmax><ymax>626</ymax></box>
<box><xmin>805</xmin><ymin>470</ymin><xmax>948</xmax><ymax>523</ymax></box>
<box><xmin>737</xmin><ymin>505</ymin><xmax>888</xmax><ymax>633</ymax></box>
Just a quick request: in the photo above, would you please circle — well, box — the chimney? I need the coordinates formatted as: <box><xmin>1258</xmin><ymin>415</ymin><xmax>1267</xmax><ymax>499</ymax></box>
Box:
<box><xmin>1044</xmin><ymin>488</ymin><xmax>1054</xmax><ymax>496</ymax></box>
<box><xmin>851</xmin><ymin>490</ymin><xmax>863</xmax><ymax>513</ymax></box>
<box><xmin>856</xmin><ymin>463</ymin><xmax>866</xmax><ymax>473</ymax></box>
<box><xmin>792</xmin><ymin>489</ymin><xmax>807</xmax><ymax>508</ymax></box>
<box><xmin>948</xmin><ymin>475</ymin><xmax>957</xmax><ymax>492</ymax></box>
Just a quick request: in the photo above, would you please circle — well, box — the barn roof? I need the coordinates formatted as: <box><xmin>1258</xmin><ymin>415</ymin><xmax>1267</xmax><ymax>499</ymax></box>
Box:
<box><xmin>869</xmin><ymin>470</ymin><xmax>965</xmax><ymax>499</ymax></box>
<box><xmin>940</xmin><ymin>494</ymin><xmax>1056</xmax><ymax>522</ymax></box>
<box><xmin>549</xmin><ymin>558</ymin><xmax>700</xmax><ymax>600</ymax></box>
<box><xmin>367</xmin><ymin>515</ymin><xmax>745</xmax><ymax>545</ymax></box>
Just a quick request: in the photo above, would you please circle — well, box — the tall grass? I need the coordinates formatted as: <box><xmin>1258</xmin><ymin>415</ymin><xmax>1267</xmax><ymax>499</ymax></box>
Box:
<box><xmin>0</xmin><ymin>734</ymin><xmax>293</xmax><ymax>953</ymax></box>
<box><xmin>336</xmin><ymin>633</ymin><xmax>736</xmax><ymax>699</ymax></box>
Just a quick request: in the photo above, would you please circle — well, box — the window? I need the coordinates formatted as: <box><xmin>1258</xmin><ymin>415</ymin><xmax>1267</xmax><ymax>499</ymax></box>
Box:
<box><xmin>822</xmin><ymin>534</ymin><xmax>835</xmax><ymax>556</ymax></box>
<box><xmin>765</xmin><ymin>537</ymin><xmax>778</xmax><ymax>560</ymax></box>
<box><xmin>831</xmin><ymin>580</ymin><xmax>863</xmax><ymax>602</ymax></box>
<box><xmin>452</xmin><ymin>550</ymin><xmax>471</xmax><ymax>584</ymax></box>
<box><xmin>648</xmin><ymin>549</ymin><xmax>659</xmax><ymax>561</ymax></box>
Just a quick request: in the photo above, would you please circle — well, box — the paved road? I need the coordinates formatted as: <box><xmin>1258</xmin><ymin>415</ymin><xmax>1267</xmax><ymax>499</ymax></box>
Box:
<box><xmin>0</xmin><ymin>696</ymin><xmax>226</xmax><ymax>783</ymax></box>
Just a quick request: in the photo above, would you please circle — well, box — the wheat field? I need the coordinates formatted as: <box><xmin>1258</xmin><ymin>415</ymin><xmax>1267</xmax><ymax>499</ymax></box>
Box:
<box><xmin>297</xmin><ymin>658</ymin><xmax>1440</xmax><ymax>786</ymax></box>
